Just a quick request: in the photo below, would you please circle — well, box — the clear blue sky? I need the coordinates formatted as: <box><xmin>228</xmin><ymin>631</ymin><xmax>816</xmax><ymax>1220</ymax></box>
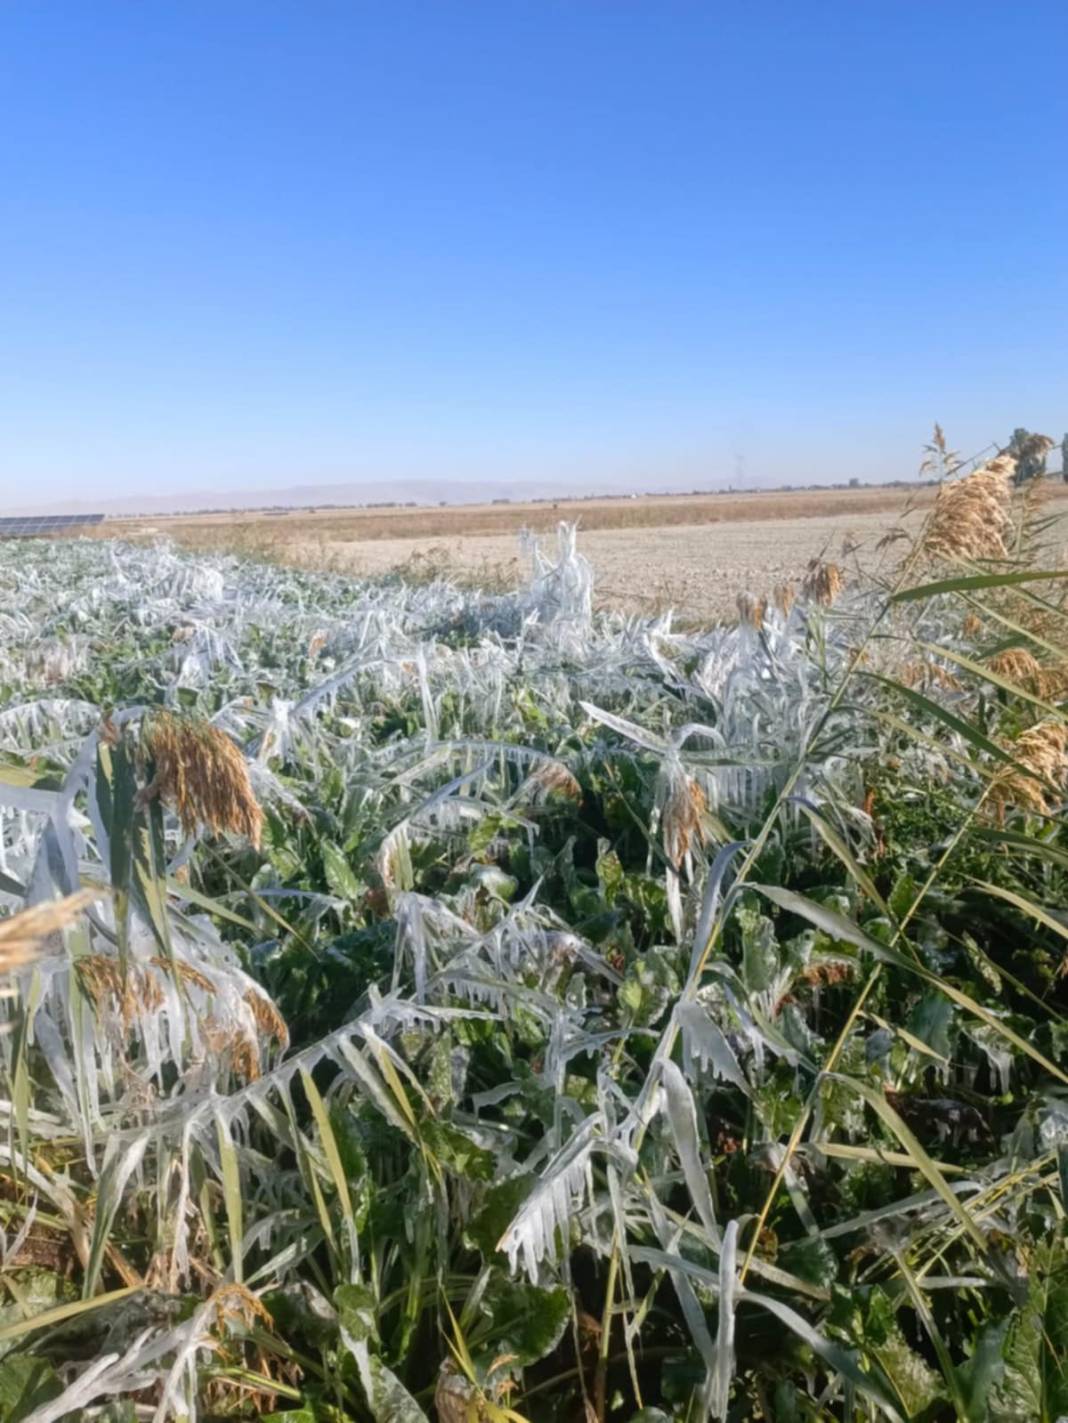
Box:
<box><xmin>2</xmin><ymin>2</ymin><xmax>1066</xmax><ymax>507</ymax></box>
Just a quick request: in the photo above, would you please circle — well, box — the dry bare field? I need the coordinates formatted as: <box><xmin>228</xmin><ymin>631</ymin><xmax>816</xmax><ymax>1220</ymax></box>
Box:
<box><xmin>98</xmin><ymin>482</ymin><xmax>1068</xmax><ymax>620</ymax></box>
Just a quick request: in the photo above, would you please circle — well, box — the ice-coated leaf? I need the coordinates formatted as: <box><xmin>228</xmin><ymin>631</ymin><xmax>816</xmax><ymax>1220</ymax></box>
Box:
<box><xmin>497</xmin><ymin>1114</ymin><xmax>601</xmax><ymax>1278</ymax></box>
<box><xmin>660</xmin><ymin>1059</ymin><xmax>718</xmax><ymax>1244</ymax></box>
<box><xmin>675</xmin><ymin>1000</ymin><xmax>749</xmax><ymax>1094</ymax></box>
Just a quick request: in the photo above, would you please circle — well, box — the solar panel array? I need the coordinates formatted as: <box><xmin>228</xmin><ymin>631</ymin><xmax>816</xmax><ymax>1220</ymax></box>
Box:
<box><xmin>0</xmin><ymin>513</ymin><xmax>105</xmax><ymax>539</ymax></box>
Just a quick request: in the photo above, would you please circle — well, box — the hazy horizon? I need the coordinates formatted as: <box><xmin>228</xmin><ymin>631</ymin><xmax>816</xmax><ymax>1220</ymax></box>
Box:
<box><xmin>0</xmin><ymin>465</ymin><xmax>920</xmax><ymax>519</ymax></box>
<box><xmin>2</xmin><ymin>3</ymin><xmax>1065</xmax><ymax>506</ymax></box>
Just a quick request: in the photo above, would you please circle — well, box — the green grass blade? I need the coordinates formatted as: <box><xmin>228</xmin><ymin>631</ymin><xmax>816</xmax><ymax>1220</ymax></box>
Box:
<box><xmin>891</xmin><ymin>569</ymin><xmax>1068</xmax><ymax>604</ymax></box>
<box><xmin>215</xmin><ymin>1111</ymin><xmax>245</xmax><ymax>1284</ymax></box>
<box><xmin>827</xmin><ymin>1075</ymin><xmax>987</xmax><ymax>1251</ymax></box>
<box><xmin>300</xmin><ymin>1067</ymin><xmax>359</xmax><ymax>1278</ymax></box>
<box><xmin>915</xmin><ymin>639</ymin><xmax>1066</xmax><ymax>718</ymax></box>
<box><xmin>859</xmin><ymin>673</ymin><xmax>1022</xmax><ymax>769</ymax></box>
<box><xmin>0</xmin><ymin>1286</ymin><xmax>139</xmax><ymax>1343</ymax></box>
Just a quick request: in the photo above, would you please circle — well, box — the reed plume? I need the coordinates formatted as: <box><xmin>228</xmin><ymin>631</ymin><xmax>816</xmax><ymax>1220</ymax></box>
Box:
<box><xmin>801</xmin><ymin>559</ymin><xmax>845</xmax><ymax>605</ymax></box>
<box><xmin>981</xmin><ymin>649</ymin><xmax>1068</xmax><ymax>701</ymax></box>
<box><xmin>736</xmin><ymin>592</ymin><xmax>767</xmax><ymax>627</ymax></box>
<box><xmin>143</xmin><ymin>711</ymin><xmax>263</xmax><ymax>847</ymax></box>
<box><xmin>773</xmin><ymin>581</ymin><xmax>797</xmax><ymax>616</ymax></box>
<box><xmin>524</xmin><ymin>759</ymin><xmax>582</xmax><ymax>804</ymax></box>
<box><xmin>77</xmin><ymin>954</ymin><xmax>165</xmax><ymax>1025</ymax></box>
<box><xmin>991</xmin><ymin>720</ymin><xmax>1068</xmax><ymax>818</ymax></box>
<box><xmin>923</xmin><ymin>455</ymin><xmax>1015</xmax><ymax>562</ymax></box>
<box><xmin>0</xmin><ymin>889</ymin><xmax>98</xmax><ymax>976</ymax></box>
<box><xmin>661</xmin><ymin>772</ymin><xmax>707</xmax><ymax>868</ymax></box>
<box><xmin>243</xmin><ymin>986</ymin><xmax>290</xmax><ymax>1050</ymax></box>
<box><xmin>899</xmin><ymin>660</ymin><xmax>962</xmax><ymax>692</ymax></box>
<box><xmin>208</xmin><ymin>1282</ymin><xmax>274</xmax><ymax>1333</ymax></box>
<box><xmin>987</xmin><ymin>649</ymin><xmax>1044</xmax><ymax>691</ymax></box>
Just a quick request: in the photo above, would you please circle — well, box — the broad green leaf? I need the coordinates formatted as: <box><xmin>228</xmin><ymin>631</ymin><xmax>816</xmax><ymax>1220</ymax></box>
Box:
<box><xmin>990</xmin><ymin>1243</ymin><xmax>1068</xmax><ymax>1422</ymax></box>
<box><xmin>0</xmin><ymin>1354</ymin><xmax>61</xmax><ymax>1421</ymax></box>
<box><xmin>957</xmin><ymin>1318</ymin><xmax>1009</xmax><ymax>1423</ymax></box>
<box><xmin>478</xmin><ymin>1279</ymin><xmax>569</xmax><ymax>1366</ymax></box>
<box><xmin>321</xmin><ymin>840</ymin><xmax>362</xmax><ymax>902</ymax></box>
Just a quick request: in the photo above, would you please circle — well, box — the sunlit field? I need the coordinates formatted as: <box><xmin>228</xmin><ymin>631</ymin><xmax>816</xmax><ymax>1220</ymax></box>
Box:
<box><xmin>2</xmin><ymin>450</ymin><xmax>1067</xmax><ymax>1420</ymax></box>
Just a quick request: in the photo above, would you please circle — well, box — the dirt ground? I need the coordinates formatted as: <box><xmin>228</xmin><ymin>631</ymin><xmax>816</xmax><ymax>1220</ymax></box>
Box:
<box><xmin>291</xmin><ymin>505</ymin><xmax>925</xmax><ymax>619</ymax></box>
<box><xmin>98</xmin><ymin>483</ymin><xmax>1068</xmax><ymax>622</ymax></box>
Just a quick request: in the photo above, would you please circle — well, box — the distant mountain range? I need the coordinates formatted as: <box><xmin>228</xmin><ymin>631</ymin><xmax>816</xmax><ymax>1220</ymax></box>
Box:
<box><xmin>0</xmin><ymin>471</ymin><xmax>891</xmax><ymax>517</ymax></box>
<box><xmin>0</xmin><ymin>474</ymin><xmax>709</xmax><ymax>517</ymax></box>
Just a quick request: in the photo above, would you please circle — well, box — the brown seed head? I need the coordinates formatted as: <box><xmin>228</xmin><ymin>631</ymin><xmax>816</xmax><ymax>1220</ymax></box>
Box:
<box><xmin>899</xmin><ymin>660</ymin><xmax>962</xmax><ymax>692</ymax></box>
<box><xmin>991</xmin><ymin>720</ymin><xmax>1068</xmax><ymax>818</ymax></box>
<box><xmin>773</xmin><ymin>581</ymin><xmax>797</xmax><ymax>616</ymax></box>
<box><xmin>987</xmin><ymin>649</ymin><xmax>1045</xmax><ymax>692</ymax></box>
<box><xmin>0</xmin><ymin>889</ymin><xmax>98</xmax><ymax>976</ymax></box>
<box><xmin>801</xmin><ymin>559</ymin><xmax>845</xmax><ymax>606</ymax></box>
<box><xmin>923</xmin><ymin>456</ymin><xmax>1015</xmax><ymax>562</ymax></box>
<box><xmin>77</xmin><ymin>955</ymin><xmax>165</xmax><ymax>1026</ymax></box>
<box><xmin>143</xmin><ymin>712</ymin><xmax>263</xmax><ymax>847</ymax></box>
<box><xmin>243</xmin><ymin>987</ymin><xmax>290</xmax><ymax>1051</ymax></box>
<box><xmin>203</xmin><ymin>1016</ymin><xmax>263</xmax><ymax>1082</ymax></box>
<box><xmin>1037</xmin><ymin>665</ymin><xmax>1068</xmax><ymax>701</ymax></box>
<box><xmin>149</xmin><ymin>956</ymin><xmax>216</xmax><ymax>994</ymax></box>
<box><xmin>208</xmin><ymin>1282</ymin><xmax>273</xmax><ymax>1334</ymax></box>
<box><xmin>525</xmin><ymin>760</ymin><xmax>582</xmax><ymax>803</ymax></box>
<box><xmin>736</xmin><ymin>592</ymin><xmax>767</xmax><ymax>627</ymax></box>
<box><xmin>662</xmin><ymin>774</ymin><xmax>707</xmax><ymax>867</ymax></box>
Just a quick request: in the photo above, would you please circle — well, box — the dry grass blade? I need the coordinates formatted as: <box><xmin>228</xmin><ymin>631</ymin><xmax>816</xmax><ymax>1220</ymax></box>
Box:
<box><xmin>0</xmin><ymin>889</ymin><xmax>98</xmax><ymax>974</ymax></box>
<box><xmin>143</xmin><ymin>711</ymin><xmax>263</xmax><ymax>846</ymax></box>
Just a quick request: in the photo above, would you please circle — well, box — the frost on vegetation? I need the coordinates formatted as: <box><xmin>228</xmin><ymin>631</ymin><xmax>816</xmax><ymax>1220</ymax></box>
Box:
<box><xmin>0</xmin><ymin>518</ymin><xmax>1062</xmax><ymax>1420</ymax></box>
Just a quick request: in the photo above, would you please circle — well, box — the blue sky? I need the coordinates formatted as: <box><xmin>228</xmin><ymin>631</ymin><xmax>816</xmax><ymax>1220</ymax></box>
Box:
<box><xmin>1</xmin><ymin>2</ymin><xmax>1066</xmax><ymax>506</ymax></box>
